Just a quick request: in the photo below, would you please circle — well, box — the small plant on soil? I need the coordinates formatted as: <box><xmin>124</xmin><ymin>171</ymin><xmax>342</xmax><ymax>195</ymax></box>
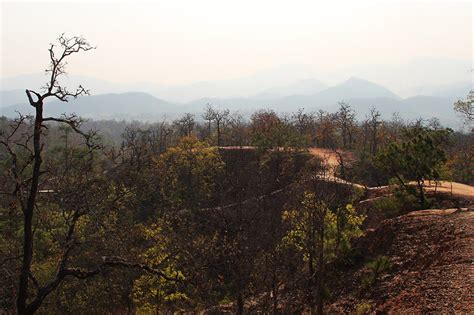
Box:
<box><xmin>361</xmin><ymin>256</ymin><xmax>391</xmax><ymax>289</ymax></box>
<box><xmin>354</xmin><ymin>300</ymin><xmax>373</xmax><ymax>314</ymax></box>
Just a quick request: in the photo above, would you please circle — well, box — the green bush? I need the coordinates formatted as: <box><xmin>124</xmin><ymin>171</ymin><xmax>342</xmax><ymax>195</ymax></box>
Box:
<box><xmin>361</xmin><ymin>256</ymin><xmax>391</xmax><ymax>289</ymax></box>
<box><xmin>354</xmin><ymin>300</ymin><xmax>373</xmax><ymax>314</ymax></box>
<box><xmin>373</xmin><ymin>188</ymin><xmax>419</xmax><ymax>218</ymax></box>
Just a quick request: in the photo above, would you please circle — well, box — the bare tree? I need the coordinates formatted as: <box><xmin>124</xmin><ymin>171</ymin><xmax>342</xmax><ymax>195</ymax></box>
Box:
<box><xmin>157</xmin><ymin>118</ymin><xmax>173</xmax><ymax>153</ymax></box>
<box><xmin>367</xmin><ymin>106</ymin><xmax>381</xmax><ymax>156</ymax></box>
<box><xmin>202</xmin><ymin>103</ymin><xmax>214</xmax><ymax>138</ymax></box>
<box><xmin>6</xmin><ymin>34</ymin><xmax>96</xmax><ymax>315</ymax></box>
<box><xmin>121</xmin><ymin>126</ymin><xmax>149</xmax><ymax>172</ymax></box>
<box><xmin>454</xmin><ymin>90</ymin><xmax>473</xmax><ymax>127</ymax></box>
<box><xmin>212</xmin><ymin>107</ymin><xmax>230</xmax><ymax>146</ymax></box>
<box><xmin>227</xmin><ymin>112</ymin><xmax>247</xmax><ymax>147</ymax></box>
<box><xmin>336</xmin><ymin>102</ymin><xmax>356</xmax><ymax>149</ymax></box>
<box><xmin>173</xmin><ymin>113</ymin><xmax>196</xmax><ymax>137</ymax></box>
<box><xmin>0</xmin><ymin>35</ymin><xmax>174</xmax><ymax>315</ymax></box>
<box><xmin>292</xmin><ymin>108</ymin><xmax>315</xmax><ymax>145</ymax></box>
<box><xmin>315</xmin><ymin>110</ymin><xmax>337</xmax><ymax>148</ymax></box>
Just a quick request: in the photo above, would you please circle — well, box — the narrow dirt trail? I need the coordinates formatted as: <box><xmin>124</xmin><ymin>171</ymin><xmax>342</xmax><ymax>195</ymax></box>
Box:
<box><xmin>218</xmin><ymin>147</ymin><xmax>473</xmax><ymax>199</ymax></box>
<box><xmin>216</xmin><ymin>147</ymin><xmax>473</xmax><ymax>312</ymax></box>
<box><xmin>309</xmin><ymin>148</ymin><xmax>474</xmax><ymax>312</ymax></box>
<box><xmin>422</xmin><ymin>181</ymin><xmax>474</xmax><ymax>201</ymax></box>
<box><xmin>308</xmin><ymin>147</ymin><xmax>474</xmax><ymax>200</ymax></box>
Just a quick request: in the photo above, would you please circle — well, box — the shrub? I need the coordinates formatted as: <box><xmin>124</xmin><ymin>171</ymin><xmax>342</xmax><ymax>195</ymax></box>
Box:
<box><xmin>361</xmin><ymin>256</ymin><xmax>391</xmax><ymax>289</ymax></box>
<box><xmin>354</xmin><ymin>300</ymin><xmax>373</xmax><ymax>314</ymax></box>
<box><xmin>373</xmin><ymin>188</ymin><xmax>419</xmax><ymax>218</ymax></box>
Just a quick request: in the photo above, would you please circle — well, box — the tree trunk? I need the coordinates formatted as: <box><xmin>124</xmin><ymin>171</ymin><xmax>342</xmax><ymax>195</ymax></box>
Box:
<box><xmin>216</xmin><ymin>122</ymin><xmax>221</xmax><ymax>147</ymax></box>
<box><xmin>418</xmin><ymin>179</ymin><xmax>425</xmax><ymax>208</ymax></box>
<box><xmin>17</xmin><ymin>101</ymin><xmax>43</xmax><ymax>315</ymax></box>
<box><xmin>236</xmin><ymin>292</ymin><xmax>244</xmax><ymax>315</ymax></box>
<box><xmin>308</xmin><ymin>252</ymin><xmax>315</xmax><ymax>314</ymax></box>
<box><xmin>315</xmin><ymin>217</ymin><xmax>325</xmax><ymax>315</ymax></box>
<box><xmin>272</xmin><ymin>264</ymin><xmax>278</xmax><ymax>315</ymax></box>
<box><xmin>371</xmin><ymin>128</ymin><xmax>377</xmax><ymax>156</ymax></box>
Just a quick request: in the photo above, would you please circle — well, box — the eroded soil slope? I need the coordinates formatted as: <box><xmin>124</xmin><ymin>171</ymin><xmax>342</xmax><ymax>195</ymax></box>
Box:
<box><xmin>329</xmin><ymin>208</ymin><xmax>474</xmax><ymax>313</ymax></box>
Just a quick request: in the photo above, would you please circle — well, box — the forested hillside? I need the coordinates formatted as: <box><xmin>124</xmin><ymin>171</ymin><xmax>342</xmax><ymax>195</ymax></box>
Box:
<box><xmin>1</xmin><ymin>35</ymin><xmax>473</xmax><ymax>315</ymax></box>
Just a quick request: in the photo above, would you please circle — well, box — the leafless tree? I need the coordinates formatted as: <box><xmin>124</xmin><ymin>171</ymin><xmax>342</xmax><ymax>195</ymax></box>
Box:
<box><xmin>212</xmin><ymin>107</ymin><xmax>230</xmax><ymax>146</ymax></box>
<box><xmin>0</xmin><ymin>34</ymin><xmax>174</xmax><ymax>315</ymax></box>
<box><xmin>336</xmin><ymin>102</ymin><xmax>356</xmax><ymax>149</ymax></box>
<box><xmin>367</xmin><ymin>106</ymin><xmax>381</xmax><ymax>156</ymax></box>
<box><xmin>202</xmin><ymin>103</ymin><xmax>214</xmax><ymax>138</ymax></box>
<box><xmin>173</xmin><ymin>113</ymin><xmax>195</xmax><ymax>137</ymax></box>
<box><xmin>1</xmin><ymin>34</ymin><xmax>97</xmax><ymax>315</ymax></box>
<box><xmin>292</xmin><ymin>108</ymin><xmax>315</xmax><ymax>138</ymax></box>
<box><xmin>228</xmin><ymin>112</ymin><xmax>248</xmax><ymax>147</ymax></box>
<box><xmin>454</xmin><ymin>90</ymin><xmax>473</xmax><ymax>127</ymax></box>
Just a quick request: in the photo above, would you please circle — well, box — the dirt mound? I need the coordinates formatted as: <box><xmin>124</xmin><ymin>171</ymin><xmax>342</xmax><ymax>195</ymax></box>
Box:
<box><xmin>308</xmin><ymin>147</ymin><xmax>354</xmax><ymax>169</ymax></box>
<box><xmin>329</xmin><ymin>208</ymin><xmax>474</xmax><ymax>313</ymax></box>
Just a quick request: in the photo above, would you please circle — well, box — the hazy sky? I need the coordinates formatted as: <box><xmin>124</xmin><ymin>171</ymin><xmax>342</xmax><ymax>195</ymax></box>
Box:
<box><xmin>1</xmin><ymin>0</ymin><xmax>472</xmax><ymax>86</ymax></box>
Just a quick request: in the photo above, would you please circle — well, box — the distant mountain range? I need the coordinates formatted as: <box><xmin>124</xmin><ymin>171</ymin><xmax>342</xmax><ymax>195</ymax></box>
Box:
<box><xmin>403</xmin><ymin>81</ymin><xmax>473</xmax><ymax>99</ymax></box>
<box><xmin>0</xmin><ymin>92</ymin><xmax>179</xmax><ymax>120</ymax></box>
<box><xmin>253</xmin><ymin>78</ymin><xmax>327</xmax><ymax>99</ymax></box>
<box><xmin>1</xmin><ymin>74</ymin><xmax>471</xmax><ymax>127</ymax></box>
<box><xmin>183</xmin><ymin>77</ymin><xmax>468</xmax><ymax>126</ymax></box>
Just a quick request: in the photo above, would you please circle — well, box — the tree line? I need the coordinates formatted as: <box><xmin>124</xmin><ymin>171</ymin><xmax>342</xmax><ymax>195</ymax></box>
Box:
<box><xmin>0</xmin><ymin>35</ymin><xmax>472</xmax><ymax>314</ymax></box>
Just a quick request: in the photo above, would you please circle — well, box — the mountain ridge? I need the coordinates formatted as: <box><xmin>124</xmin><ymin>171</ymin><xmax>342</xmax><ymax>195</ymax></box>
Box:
<box><xmin>1</xmin><ymin>76</ymin><xmax>468</xmax><ymax>126</ymax></box>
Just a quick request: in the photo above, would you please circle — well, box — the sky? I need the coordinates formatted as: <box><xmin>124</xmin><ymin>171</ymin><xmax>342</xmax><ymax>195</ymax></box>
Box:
<box><xmin>1</xmin><ymin>0</ymin><xmax>472</xmax><ymax>87</ymax></box>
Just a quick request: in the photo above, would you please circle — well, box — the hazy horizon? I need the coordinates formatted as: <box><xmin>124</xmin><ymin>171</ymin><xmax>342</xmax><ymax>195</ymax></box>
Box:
<box><xmin>1</xmin><ymin>0</ymin><xmax>472</xmax><ymax>93</ymax></box>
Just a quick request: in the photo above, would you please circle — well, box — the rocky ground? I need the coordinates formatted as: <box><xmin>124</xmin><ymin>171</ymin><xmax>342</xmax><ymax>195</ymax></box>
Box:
<box><xmin>213</xmin><ymin>147</ymin><xmax>474</xmax><ymax>313</ymax></box>
<box><xmin>328</xmin><ymin>207</ymin><xmax>474</xmax><ymax>313</ymax></box>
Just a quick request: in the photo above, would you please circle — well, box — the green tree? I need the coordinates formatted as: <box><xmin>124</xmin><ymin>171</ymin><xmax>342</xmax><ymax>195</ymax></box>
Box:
<box><xmin>132</xmin><ymin>224</ymin><xmax>186</xmax><ymax>313</ymax></box>
<box><xmin>155</xmin><ymin>136</ymin><xmax>224</xmax><ymax>209</ymax></box>
<box><xmin>283</xmin><ymin>181</ymin><xmax>364</xmax><ymax>315</ymax></box>
<box><xmin>376</xmin><ymin>125</ymin><xmax>452</xmax><ymax>208</ymax></box>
